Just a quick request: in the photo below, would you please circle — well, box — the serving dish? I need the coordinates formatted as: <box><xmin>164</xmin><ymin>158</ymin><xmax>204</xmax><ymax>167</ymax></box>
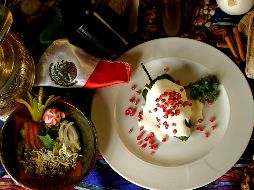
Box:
<box><xmin>0</xmin><ymin>99</ymin><xmax>97</xmax><ymax>190</ymax></box>
<box><xmin>91</xmin><ymin>38</ymin><xmax>253</xmax><ymax>190</ymax></box>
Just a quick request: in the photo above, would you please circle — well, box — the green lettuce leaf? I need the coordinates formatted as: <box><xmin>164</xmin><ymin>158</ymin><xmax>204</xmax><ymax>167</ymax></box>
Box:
<box><xmin>39</xmin><ymin>134</ymin><xmax>55</xmax><ymax>149</ymax></box>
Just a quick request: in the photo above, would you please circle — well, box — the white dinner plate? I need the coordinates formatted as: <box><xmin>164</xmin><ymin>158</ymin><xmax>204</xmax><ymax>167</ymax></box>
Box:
<box><xmin>91</xmin><ymin>38</ymin><xmax>254</xmax><ymax>190</ymax></box>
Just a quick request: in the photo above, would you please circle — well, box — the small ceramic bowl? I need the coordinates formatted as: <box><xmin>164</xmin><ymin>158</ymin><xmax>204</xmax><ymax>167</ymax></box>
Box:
<box><xmin>0</xmin><ymin>99</ymin><xmax>97</xmax><ymax>190</ymax></box>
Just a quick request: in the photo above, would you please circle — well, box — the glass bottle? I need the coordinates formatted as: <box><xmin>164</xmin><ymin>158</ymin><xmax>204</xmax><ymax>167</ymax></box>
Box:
<box><xmin>60</xmin><ymin>0</ymin><xmax>129</xmax><ymax>59</ymax></box>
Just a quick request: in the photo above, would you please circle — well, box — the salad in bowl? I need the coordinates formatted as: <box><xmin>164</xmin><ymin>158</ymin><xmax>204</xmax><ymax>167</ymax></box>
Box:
<box><xmin>0</xmin><ymin>88</ymin><xmax>97</xmax><ymax>189</ymax></box>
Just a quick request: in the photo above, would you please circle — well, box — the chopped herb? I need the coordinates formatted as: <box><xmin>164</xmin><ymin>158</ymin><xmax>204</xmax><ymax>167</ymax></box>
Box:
<box><xmin>189</xmin><ymin>75</ymin><xmax>220</xmax><ymax>102</ymax></box>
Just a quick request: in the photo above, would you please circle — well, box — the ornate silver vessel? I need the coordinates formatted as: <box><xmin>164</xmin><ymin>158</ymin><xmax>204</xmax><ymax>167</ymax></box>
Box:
<box><xmin>0</xmin><ymin>5</ymin><xmax>35</xmax><ymax>120</ymax></box>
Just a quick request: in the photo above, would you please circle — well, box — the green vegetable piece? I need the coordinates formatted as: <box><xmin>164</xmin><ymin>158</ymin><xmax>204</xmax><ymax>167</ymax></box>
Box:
<box><xmin>174</xmin><ymin>120</ymin><xmax>191</xmax><ymax>141</ymax></box>
<box><xmin>142</xmin><ymin>73</ymin><xmax>175</xmax><ymax>100</ymax></box>
<box><xmin>69</xmin><ymin>142</ymin><xmax>81</xmax><ymax>153</ymax></box>
<box><xmin>189</xmin><ymin>75</ymin><xmax>220</xmax><ymax>102</ymax></box>
<box><xmin>53</xmin><ymin>141</ymin><xmax>62</xmax><ymax>155</ymax></box>
<box><xmin>175</xmin><ymin>136</ymin><xmax>189</xmax><ymax>141</ymax></box>
<box><xmin>16</xmin><ymin>87</ymin><xmax>61</xmax><ymax>123</ymax></box>
<box><xmin>39</xmin><ymin>134</ymin><xmax>55</xmax><ymax>149</ymax></box>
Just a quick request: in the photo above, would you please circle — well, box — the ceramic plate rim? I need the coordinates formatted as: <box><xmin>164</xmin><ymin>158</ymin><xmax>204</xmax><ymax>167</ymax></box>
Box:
<box><xmin>91</xmin><ymin>37</ymin><xmax>254</xmax><ymax>190</ymax></box>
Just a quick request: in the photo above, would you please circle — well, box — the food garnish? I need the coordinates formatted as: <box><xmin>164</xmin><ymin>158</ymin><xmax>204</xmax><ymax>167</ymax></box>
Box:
<box><xmin>16</xmin><ymin>87</ymin><xmax>61</xmax><ymax>123</ymax></box>
<box><xmin>189</xmin><ymin>75</ymin><xmax>220</xmax><ymax>103</ymax></box>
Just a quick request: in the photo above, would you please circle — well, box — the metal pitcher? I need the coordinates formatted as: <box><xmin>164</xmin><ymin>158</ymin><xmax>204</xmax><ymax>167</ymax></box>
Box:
<box><xmin>0</xmin><ymin>4</ymin><xmax>35</xmax><ymax>120</ymax></box>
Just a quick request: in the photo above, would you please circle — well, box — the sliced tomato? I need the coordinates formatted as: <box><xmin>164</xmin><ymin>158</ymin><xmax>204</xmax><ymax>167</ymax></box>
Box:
<box><xmin>28</xmin><ymin>121</ymin><xmax>36</xmax><ymax>149</ymax></box>
<box><xmin>24</xmin><ymin>122</ymin><xmax>30</xmax><ymax>149</ymax></box>
<box><xmin>32</xmin><ymin>122</ymin><xmax>41</xmax><ymax>149</ymax></box>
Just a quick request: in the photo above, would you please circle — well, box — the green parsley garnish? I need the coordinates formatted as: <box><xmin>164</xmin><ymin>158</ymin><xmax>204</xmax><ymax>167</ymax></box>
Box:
<box><xmin>189</xmin><ymin>75</ymin><xmax>220</xmax><ymax>102</ymax></box>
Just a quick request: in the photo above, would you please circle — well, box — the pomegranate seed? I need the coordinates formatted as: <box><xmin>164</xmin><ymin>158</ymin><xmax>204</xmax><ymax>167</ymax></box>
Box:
<box><xmin>150</xmin><ymin>151</ymin><xmax>156</xmax><ymax>155</ymax></box>
<box><xmin>149</xmin><ymin>138</ymin><xmax>154</xmax><ymax>144</ymax></box>
<box><xmin>161</xmin><ymin>99</ymin><xmax>166</xmax><ymax>103</ymax></box>
<box><xmin>172</xmin><ymin>122</ymin><xmax>176</xmax><ymax>126</ymax></box>
<box><xmin>137</xmin><ymin>131</ymin><xmax>145</xmax><ymax>140</ymax></box>
<box><xmin>125</xmin><ymin>107</ymin><xmax>137</xmax><ymax>116</ymax></box>
<box><xmin>169</xmin><ymin>112</ymin><xmax>175</xmax><ymax>116</ymax></box>
<box><xmin>163</xmin><ymin>67</ymin><xmax>169</xmax><ymax>72</ymax></box>
<box><xmin>163</xmin><ymin>114</ymin><xmax>168</xmax><ymax>118</ymax></box>
<box><xmin>173</xmin><ymin>129</ymin><xmax>177</xmax><ymax>134</ymax></box>
<box><xmin>130</xmin><ymin>107</ymin><xmax>137</xmax><ymax>116</ymax></box>
<box><xmin>140</xmin><ymin>126</ymin><xmax>144</xmax><ymax>131</ymax></box>
<box><xmin>163</xmin><ymin>121</ymin><xmax>168</xmax><ymax>126</ymax></box>
<box><xmin>162</xmin><ymin>137</ymin><xmax>167</xmax><ymax>142</ymax></box>
<box><xmin>209</xmin><ymin>117</ymin><xmax>215</xmax><ymax>122</ymax></box>
<box><xmin>135</xmin><ymin>99</ymin><xmax>140</xmax><ymax>105</ymax></box>
<box><xmin>211</xmin><ymin>125</ymin><xmax>217</xmax><ymax>130</ymax></box>
<box><xmin>207</xmin><ymin>100</ymin><xmax>213</xmax><ymax>105</ymax></box>
<box><xmin>149</xmin><ymin>144</ymin><xmax>158</xmax><ymax>150</ymax></box>
<box><xmin>168</xmin><ymin>99</ymin><xmax>174</xmax><ymax>105</ymax></box>
<box><xmin>129</xmin><ymin>128</ymin><xmax>133</xmax><ymax>133</ymax></box>
<box><xmin>170</xmin><ymin>105</ymin><xmax>175</xmax><ymax>109</ymax></box>
<box><xmin>153</xmin><ymin>108</ymin><xmax>158</xmax><ymax>112</ymax></box>
<box><xmin>150</xmin><ymin>132</ymin><xmax>155</xmax><ymax>137</ymax></box>
<box><xmin>129</xmin><ymin>97</ymin><xmax>136</xmax><ymax>103</ymax></box>
<box><xmin>175</xmin><ymin>109</ymin><xmax>180</xmax><ymax>116</ymax></box>
<box><xmin>125</xmin><ymin>109</ymin><xmax>130</xmax><ymax>116</ymax></box>
<box><xmin>183</xmin><ymin>101</ymin><xmax>188</xmax><ymax>106</ymax></box>
<box><xmin>137</xmin><ymin>140</ymin><xmax>143</xmax><ymax>145</ymax></box>
<box><xmin>136</xmin><ymin>90</ymin><xmax>142</xmax><ymax>94</ymax></box>
<box><xmin>141</xmin><ymin>143</ymin><xmax>147</xmax><ymax>149</ymax></box>
<box><xmin>196</xmin><ymin>126</ymin><xmax>204</xmax><ymax>131</ymax></box>
<box><xmin>131</xmin><ymin>84</ymin><xmax>137</xmax><ymax>90</ymax></box>
<box><xmin>197</xmin><ymin>118</ymin><xmax>204</xmax><ymax>123</ymax></box>
<box><xmin>204</xmin><ymin>132</ymin><xmax>209</xmax><ymax>138</ymax></box>
<box><xmin>140</xmin><ymin>131</ymin><xmax>145</xmax><ymax>135</ymax></box>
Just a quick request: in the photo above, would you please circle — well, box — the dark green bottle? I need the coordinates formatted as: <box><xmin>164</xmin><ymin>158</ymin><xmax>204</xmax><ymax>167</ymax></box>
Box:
<box><xmin>60</xmin><ymin>0</ymin><xmax>129</xmax><ymax>59</ymax></box>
